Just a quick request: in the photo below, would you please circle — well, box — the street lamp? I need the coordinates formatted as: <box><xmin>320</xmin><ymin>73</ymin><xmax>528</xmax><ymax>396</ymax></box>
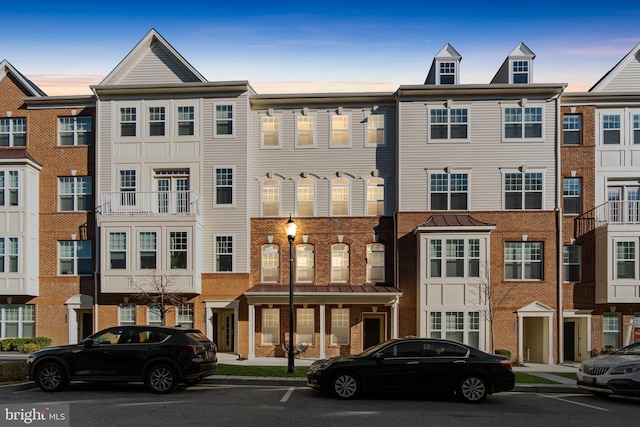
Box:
<box><xmin>285</xmin><ymin>215</ymin><xmax>297</xmax><ymax>373</ymax></box>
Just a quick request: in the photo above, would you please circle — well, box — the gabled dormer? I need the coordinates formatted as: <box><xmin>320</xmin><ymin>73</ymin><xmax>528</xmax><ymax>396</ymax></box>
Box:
<box><xmin>97</xmin><ymin>28</ymin><xmax>208</xmax><ymax>87</ymax></box>
<box><xmin>590</xmin><ymin>41</ymin><xmax>640</xmax><ymax>92</ymax></box>
<box><xmin>424</xmin><ymin>44</ymin><xmax>462</xmax><ymax>85</ymax></box>
<box><xmin>491</xmin><ymin>42</ymin><xmax>535</xmax><ymax>84</ymax></box>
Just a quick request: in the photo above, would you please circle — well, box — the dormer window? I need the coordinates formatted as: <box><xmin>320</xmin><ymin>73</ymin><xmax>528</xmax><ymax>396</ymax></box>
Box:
<box><xmin>439</xmin><ymin>62</ymin><xmax>456</xmax><ymax>84</ymax></box>
<box><xmin>512</xmin><ymin>60</ymin><xmax>529</xmax><ymax>83</ymax></box>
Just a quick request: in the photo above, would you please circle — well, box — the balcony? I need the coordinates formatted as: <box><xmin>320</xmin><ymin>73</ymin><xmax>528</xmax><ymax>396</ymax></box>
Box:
<box><xmin>100</xmin><ymin>191</ymin><xmax>201</xmax><ymax>217</ymax></box>
<box><xmin>575</xmin><ymin>200</ymin><xmax>640</xmax><ymax>238</ymax></box>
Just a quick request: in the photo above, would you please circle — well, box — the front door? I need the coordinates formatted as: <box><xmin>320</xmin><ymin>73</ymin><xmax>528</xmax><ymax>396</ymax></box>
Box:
<box><xmin>564</xmin><ymin>322</ymin><xmax>576</xmax><ymax>361</ymax></box>
<box><xmin>363</xmin><ymin>314</ymin><xmax>385</xmax><ymax>351</ymax></box>
<box><xmin>211</xmin><ymin>309</ymin><xmax>235</xmax><ymax>352</ymax></box>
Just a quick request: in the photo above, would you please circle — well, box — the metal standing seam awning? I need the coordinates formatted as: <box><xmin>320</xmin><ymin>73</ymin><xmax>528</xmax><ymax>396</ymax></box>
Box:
<box><xmin>244</xmin><ymin>284</ymin><xmax>402</xmax><ymax>306</ymax></box>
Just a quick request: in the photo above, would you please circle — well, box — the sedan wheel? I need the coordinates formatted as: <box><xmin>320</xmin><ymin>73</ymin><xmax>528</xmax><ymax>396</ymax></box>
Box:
<box><xmin>332</xmin><ymin>373</ymin><xmax>360</xmax><ymax>399</ymax></box>
<box><xmin>458</xmin><ymin>376</ymin><xmax>488</xmax><ymax>403</ymax></box>
<box><xmin>146</xmin><ymin>364</ymin><xmax>178</xmax><ymax>394</ymax></box>
<box><xmin>36</xmin><ymin>362</ymin><xmax>69</xmax><ymax>392</ymax></box>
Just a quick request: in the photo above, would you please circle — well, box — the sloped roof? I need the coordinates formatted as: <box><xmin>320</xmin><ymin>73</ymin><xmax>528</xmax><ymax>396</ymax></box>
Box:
<box><xmin>244</xmin><ymin>284</ymin><xmax>402</xmax><ymax>305</ymax></box>
<box><xmin>490</xmin><ymin>42</ymin><xmax>535</xmax><ymax>84</ymax></box>
<box><xmin>414</xmin><ymin>214</ymin><xmax>496</xmax><ymax>233</ymax></box>
<box><xmin>0</xmin><ymin>148</ymin><xmax>42</xmax><ymax>169</ymax></box>
<box><xmin>98</xmin><ymin>28</ymin><xmax>207</xmax><ymax>86</ymax></box>
<box><xmin>590</xmin><ymin>41</ymin><xmax>640</xmax><ymax>92</ymax></box>
<box><xmin>424</xmin><ymin>43</ymin><xmax>461</xmax><ymax>85</ymax></box>
<box><xmin>0</xmin><ymin>59</ymin><xmax>47</xmax><ymax>96</ymax></box>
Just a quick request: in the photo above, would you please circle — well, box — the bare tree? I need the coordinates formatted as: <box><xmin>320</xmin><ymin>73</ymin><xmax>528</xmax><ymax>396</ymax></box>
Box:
<box><xmin>472</xmin><ymin>263</ymin><xmax>515</xmax><ymax>354</ymax></box>
<box><xmin>132</xmin><ymin>271</ymin><xmax>183</xmax><ymax>326</ymax></box>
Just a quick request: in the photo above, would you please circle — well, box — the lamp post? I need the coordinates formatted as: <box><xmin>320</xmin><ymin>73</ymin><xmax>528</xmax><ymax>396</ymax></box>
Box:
<box><xmin>285</xmin><ymin>215</ymin><xmax>297</xmax><ymax>373</ymax></box>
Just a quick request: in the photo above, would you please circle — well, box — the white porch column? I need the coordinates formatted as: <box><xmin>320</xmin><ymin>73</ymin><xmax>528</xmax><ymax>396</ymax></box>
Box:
<box><xmin>319</xmin><ymin>304</ymin><xmax>326</xmax><ymax>359</ymax></box>
<box><xmin>518</xmin><ymin>315</ymin><xmax>524</xmax><ymax>366</ymax></box>
<box><xmin>391</xmin><ymin>297</ymin><xmax>399</xmax><ymax>339</ymax></box>
<box><xmin>248</xmin><ymin>304</ymin><xmax>255</xmax><ymax>360</ymax></box>
<box><xmin>67</xmin><ymin>306</ymin><xmax>77</xmax><ymax>344</ymax></box>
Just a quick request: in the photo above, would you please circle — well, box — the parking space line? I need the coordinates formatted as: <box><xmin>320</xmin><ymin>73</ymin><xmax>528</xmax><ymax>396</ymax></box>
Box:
<box><xmin>537</xmin><ymin>393</ymin><xmax>609</xmax><ymax>411</ymax></box>
<box><xmin>280</xmin><ymin>387</ymin><xmax>295</xmax><ymax>402</ymax></box>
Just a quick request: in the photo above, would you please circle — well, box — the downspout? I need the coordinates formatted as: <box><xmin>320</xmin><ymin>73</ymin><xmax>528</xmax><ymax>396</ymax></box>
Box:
<box><xmin>553</xmin><ymin>92</ymin><xmax>564</xmax><ymax>364</ymax></box>
<box><xmin>92</xmin><ymin>88</ymin><xmax>100</xmax><ymax>334</ymax></box>
<box><xmin>394</xmin><ymin>90</ymin><xmax>400</xmax><ymax>339</ymax></box>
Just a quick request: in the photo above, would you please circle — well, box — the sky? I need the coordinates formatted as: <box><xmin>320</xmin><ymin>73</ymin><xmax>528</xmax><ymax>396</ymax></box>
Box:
<box><xmin>1</xmin><ymin>1</ymin><xmax>640</xmax><ymax>96</ymax></box>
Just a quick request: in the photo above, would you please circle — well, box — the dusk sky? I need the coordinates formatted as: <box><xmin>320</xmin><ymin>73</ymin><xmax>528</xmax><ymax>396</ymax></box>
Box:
<box><xmin>2</xmin><ymin>1</ymin><xmax>639</xmax><ymax>95</ymax></box>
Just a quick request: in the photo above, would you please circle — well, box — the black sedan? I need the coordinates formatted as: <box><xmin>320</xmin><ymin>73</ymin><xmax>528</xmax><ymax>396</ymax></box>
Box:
<box><xmin>27</xmin><ymin>325</ymin><xmax>217</xmax><ymax>394</ymax></box>
<box><xmin>307</xmin><ymin>338</ymin><xmax>514</xmax><ymax>403</ymax></box>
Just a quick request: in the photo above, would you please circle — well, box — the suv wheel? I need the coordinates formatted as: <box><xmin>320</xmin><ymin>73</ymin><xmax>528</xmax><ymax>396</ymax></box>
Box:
<box><xmin>35</xmin><ymin>362</ymin><xmax>69</xmax><ymax>392</ymax></box>
<box><xmin>146</xmin><ymin>364</ymin><xmax>179</xmax><ymax>394</ymax></box>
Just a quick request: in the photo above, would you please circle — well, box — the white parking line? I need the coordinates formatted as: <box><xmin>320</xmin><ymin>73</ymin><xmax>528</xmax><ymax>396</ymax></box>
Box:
<box><xmin>280</xmin><ymin>387</ymin><xmax>295</xmax><ymax>402</ymax></box>
<box><xmin>537</xmin><ymin>393</ymin><xmax>609</xmax><ymax>411</ymax></box>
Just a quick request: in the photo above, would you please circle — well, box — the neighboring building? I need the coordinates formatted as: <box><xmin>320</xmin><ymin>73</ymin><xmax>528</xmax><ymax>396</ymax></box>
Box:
<box><xmin>0</xmin><ymin>59</ymin><xmax>96</xmax><ymax>344</ymax></box>
<box><xmin>3</xmin><ymin>30</ymin><xmax>640</xmax><ymax>365</ymax></box>
<box><xmin>565</xmin><ymin>42</ymin><xmax>640</xmax><ymax>359</ymax></box>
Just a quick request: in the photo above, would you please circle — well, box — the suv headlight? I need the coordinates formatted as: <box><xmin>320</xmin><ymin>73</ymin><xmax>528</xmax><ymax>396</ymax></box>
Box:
<box><xmin>610</xmin><ymin>363</ymin><xmax>640</xmax><ymax>375</ymax></box>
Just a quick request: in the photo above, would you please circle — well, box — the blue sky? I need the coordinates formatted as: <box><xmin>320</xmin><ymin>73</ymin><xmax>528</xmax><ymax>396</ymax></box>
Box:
<box><xmin>2</xmin><ymin>1</ymin><xmax>639</xmax><ymax>95</ymax></box>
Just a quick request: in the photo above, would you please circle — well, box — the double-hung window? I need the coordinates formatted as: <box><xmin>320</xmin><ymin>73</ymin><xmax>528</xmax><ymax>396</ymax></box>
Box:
<box><xmin>177</xmin><ymin>303</ymin><xmax>194</xmax><ymax>328</ymax></box>
<box><xmin>505</xmin><ymin>242</ymin><xmax>543</xmax><ymax>280</ymax></box>
<box><xmin>109</xmin><ymin>232</ymin><xmax>127</xmax><ymax>270</ymax></box>
<box><xmin>296</xmin><ymin>308</ymin><xmax>314</xmax><ymax>344</ymax></box>
<box><xmin>58</xmin><ymin>240</ymin><xmax>92</xmax><ymax>275</ymax></box>
<box><xmin>261</xmin><ymin>244</ymin><xmax>279</xmax><ymax>283</ymax></box>
<box><xmin>504</xmin><ymin>172</ymin><xmax>543</xmax><ymax>210</ymax></box>
<box><xmin>331</xmin><ymin>308</ymin><xmax>349</xmax><ymax>345</ymax></box>
<box><xmin>430</xmin><ymin>108</ymin><xmax>468</xmax><ymax>140</ymax></box>
<box><xmin>0</xmin><ymin>118</ymin><xmax>26</xmax><ymax>146</ymax></box>
<box><xmin>170</xmin><ymin>231</ymin><xmax>188</xmax><ymax>269</ymax></box>
<box><xmin>366</xmin><ymin>113</ymin><xmax>385</xmax><ymax>146</ymax></box>
<box><xmin>59</xmin><ymin>116</ymin><xmax>92</xmax><ymax>145</ymax></box>
<box><xmin>634</xmin><ymin>114</ymin><xmax>640</xmax><ymax>144</ymax></box>
<box><xmin>429</xmin><ymin>238</ymin><xmax>480</xmax><ymax>278</ymax></box>
<box><xmin>215</xmin><ymin>105</ymin><xmax>233</xmax><ymax>136</ymax></box>
<box><xmin>148</xmin><ymin>304</ymin><xmax>162</xmax><ymax>326</ymax></box>
<box><xmin>603</xmin><ymin>313</ymin><xmax>621</xmax><ymax>349</ymax></box>
<box><xmin>504</xmin><ymin>107</ymin><xmax>542</xmax><ymax>139</ymax></box>
<box><xmin>59</xmin><ymin>177</ymin><xmax>91</xmax><ymax>211</ymax></box>
<box><xmin>119</xmin><ymin>304</ymin><xmax>136</xmax><ymax>326</ymax></box>
<box><xmin>148</xmin><ymin>107</ymin><xmax>165</xmax><ymax>136</ymax></box>
<box><xmin>439</xmin><ymin>62</ymin><xmax>455</xmax><ymax>84</ymax></box>
<box><xmin>563</xmin><ymin>177</ymin><xmax>581</xmax><ymax>215</ymax></box>
<box><xmin>430</xmin><ymin>173</ymin><xmax>468</xmax><ymax>210</ymax></box>
<box><xmin>331</xmin><ymin>243</ymin><xmax>349</xmax><ymax>283</ymax></box>
<box><xmin>0</xmin><ymin>305</ymin><xmax>35</xmax><ymax>338</ymax></box>
<box><xmin>0</xmin><ymin>171</ymin><xmax>19</xmax><ymax>206</ymax></box>
<box><xmin>512</xmin><ymin>60</ymin><xmax>529</xmax><ymax>83</ymax></box>
<box><xmin>139</xmin><ymin>232</ymin><xmax>157</xmax><ymax>269</ymax></box>
<box><xmin>177</xmin><ymin>106</ymin><xmax>195</xmax><ymax>136</ymax></box>
<box><xmin>616</xmin><ymin>241</ymin><xmax>635</xmax><ymax>279</ymax></box>
<box><xmin>563</xmin><ymin>245</ymin><xmax>581</xmax><ymax>282</ymax></box>
<box><xmin>296</xmin><ymin>244</ymin><xmax>314</xmax><ymax>283</ymax></box>
<box><xmin>366</xmin><ymin>177</ymin><xmax>385</xmax><ymax>216</ymax></box>
<box><xmin>215</xmin><ymin>236</ymin><xmax>233</xmax><ymax>272</ymax></box>
<box><xmin>331</xmin><ymin>114</ymin><xmax>350</xmax><ymax>146</ymax></box>
<box><xmin>261</xmin><ymin>308</ymin><xmax>279</xmax><ymax>345</ymax></box>
<box><xmin>297</xmin><ymin>178</ymin><xmax>314</xmax><ymax>216</ymax></box>
<box><xmin>262</xmin><ymin>179</ymin><xmax>280</xmax><ymax>217</ymax></box>
<box><xmin>563</xmin><ymin>114</ymin><xmax>582</xmax><ymax>145</ymax></box>
<box><xmin>366</xmin><ymin>243</ymin><xmax>385</xmax><ymax>282</ymax></box>
<box><xmin>603</xmin><ymin>114</ymin><xmax>620</xmax><ymax>145</ymax></box>
<box><xmin>0</xmin><ymin>237</ymin><xmax>19</xmax><ymax>273</ymax></box>
<box><xmin>296</xmin><ymin>114</ymin><xmax>315</xmax><ymax>146</ymax></box>
<box><xmin>215</xmin><ymin>168</ymin><xmax>233</xmax><ymax>205</ymax></box>
<box><xmin>261</xmin><ymin>115</ymin><xmax>280</xmax><ymax>147</ymax></box>
<box><xmin>119</xmin><ymin>170</ymin><xmax>136</xmax><ymax>206</ymax></box>
<box><xmin>331</xmin><ymin>177</ymin><xmax>349</xmax><ymax>216</ymax></box>
<box><xmin>120</xmin><ymin>107</ymin><xmax>136</xmax><ymax>137</ymax></box>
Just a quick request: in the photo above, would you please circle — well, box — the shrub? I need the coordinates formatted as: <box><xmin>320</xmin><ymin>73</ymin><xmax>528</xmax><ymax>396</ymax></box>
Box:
<box><xmin>495</xmin><ymin>349</ymin><xmax>512</xmax><ymax>360</ymax></box>
<box><xmin>0</xmin><ymin>337</ymin><xmax>52</xmax><ymax>353</ymax></box>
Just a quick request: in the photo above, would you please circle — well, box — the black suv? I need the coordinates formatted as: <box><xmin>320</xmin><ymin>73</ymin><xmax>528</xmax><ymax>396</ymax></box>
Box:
<box><xmin>27</xmin><ymin>325</ymin><xmax>217</xmax><ymax>394</ymax></box>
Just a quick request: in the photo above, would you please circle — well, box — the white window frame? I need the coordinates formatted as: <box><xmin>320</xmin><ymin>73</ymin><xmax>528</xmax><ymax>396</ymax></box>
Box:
<box><xmin>118</xmin><ymin>169</ymin><xmax>137</xmax><ymax>207</ymax></box>
<box><xmin>148</xmin><ymin>105</ymin><xmax>166</xmax><ymax>137</ymax></box>
<box><xmin>296</xmin><ymin>308</ymin><xmax>314</xmax><ymax>344</ymax></box>
<box><xmin>261</xmin><ymin>308</ymin><xmax>280</xmax><ymax>345</ymax></box>
<box><xmin>0</xmin><ymin>117</ymin><xmax>26</xmax><ymax>147</ymax></box>
<box><xmin>118</xmin><ymin>106</ymin><xmax>138</xmax><ymax>138</ymax></box>
<box><xmin>429</xmin><ymin>172</ymin><xmax>469</xmax><ymax>210</ymax></box>
<box><xmin>214</xmin><ymin>166</ymin><xmax>234</xmax><ymax>207</ymax></box>
<box><xmin>177</xmin><ymin>303</ymin><xmax>194</xmax><ymax>328</ymax></box>
<box><xmin>615</xmin><ymin>239</ymin><xmax>636</xmax><ymax>280</ymax></box>
<box><xmin>215</xmin><ymin>235</ymin><xmax>234</xmax><ymax>272</ymax></box>
<box><xmin>147</xmin><ymin>304</ymin><xmax>163</xmax><ymax>326</ymax></box>
<box><xmin>428</xmin><ymin>106</ymin><xmax>469</xmax><ymax>142</ymax></box>
<box><xmin>176</xmin><ymin>105</ymin><xmax>196</xmax><ymax>137</ymax></box>
<box><xmin>295</xmin><ymin>113</ymin><xmax>316</xmax><ymax>148</ymax></box>
<box><xmin>214</xmin><ymin>103</ymin><xmax>235</xmax><ymax>137</ymax></box>
<box><xmin>296</xmin><ymin>177</ymin><xmax>315</xmax><ymax>217</ymax></box>
<box><xmin>563</xmin><ymin>177</ymin><xmax>582</xmax><ymax>215</ymax></box>
<box><xmin>169</xmin><ymin>230</ymin><xmax>189</xmax><ymax>270</ymax></box>
<box><xmin>139</xmin><ymin>231</ymin><xmax>158</xmax><ymax>270</ymax></box>
<box><xmin>296</xmin><ymin>243</ymin><xmax>315</xmax><ymax>283</ymax></box>
<box><xmin>365</xmin><ymin>112</ymin><xmax>386</xmax><ymax>147</ymax></box>
<box><xmin>108</xmin><ymin>231</ymin><xmax>127</xmax><ymax>270</ymax></box>
<box><xmin>0</xmin><ymin>237</ymin><xmax>19</xmax><ymax>273</ymax></box>
<box><xmin>261</xmin><ymin>244</ymin><xmax>280</xmax><ymax>283</ymax></box>
<box><xmin>428</xmin><ymin>310</ymin><xmax>481</xmax><ymax>346</ymax></box>
<box><xmin>511</xmin><ymin>59</ymin><xmax>530</xmax><ymax>84</ymax></box>
<box><xmin>330</xmin><ymin>308</ymin><xmax>350</xmax><ymax>345</ymax></box>
<box><xmin>58</xmin><ymin>240</ymin><xmax>92</xmax><ymax>276</ymax></box>
<box><xmin>58</xmin><ymin>176</ymin><xmax>92</xmax><ymax>212</ymax></box>
<box><xmin>330</xmin><ymin>243</ymin><xmax>350</xmax><ymax>283</ymax></box>
<box><xmin>119</xmin><ymin>303</ymin><xmax>136</xmax><ymax>326</ymax></box>
<box><xmin>633</xmin><ymin>112</ymin><xmax>640</xmax><ymax>145</ymax></box>
<box><xmin>504</xmin><ymin>241</ymin><xmax>543</xmax><ymax>281</ymax></box>
<box><xmin>330</xmin><ymin>113</ymin><xmax>351</xmax><ymax>147</ymax></box>
<box><xmin>260</xmin><ymin>114</ymin><xmax>282</xmax><ymax>148</ymax></box>
<box><xmin>331</xmin><ymin>177</ymin><xmax>350</xmax><ymax>216</ymax></box>
<box><xmin>0</xmin><ymin>304</ymin><xmax>35</xmax><ymax>338</ymax></box>
<box><xmin>366</xmin><ymin>177</ymin><xmax>385</xmax><ymax>216</ymax></box>
<box><xmin>603</xmin><ymin>313</ymin><xmax>621</xmax><ymax>349</ymax></box>
<box><xmin>261</xmin><ymin>178</ymin><xmax>281</xmax><ymax>217</ymax></box>
<box><xmin>503</xmin><ymin>170</ymin><xmax>545</xmax><ymax>210</ymax></box>
<box><xmin>0</xmin><ymin>170</ymin><xmax>19</xmax><ymax>207</ymax></box>
<box><xmin>502</xmin><ymin>105</ymin><xmax>544</xmax><ymax>141</ymax></box>
<box><xmin>563</xmin><ymin>245</ymin><xmax>581</xmax><ymax>283</ymax></box>
<box><xmin>428</xmin><ymin>238</ymin><xmax>480</xmax><ymax>279</ymax></box>
<box><xmin>58</xmin><ymin>116</ymin><xmax>92</xmax><ymax>146</ymax></box>
<box><xmin>563</xmin><ymin>114</ymin><xmax>582</xmax><ymax>145</ymax></box>
<box><xmin>438</xmin><ymin>61</ymin><xmax>456</xmax><ymax>84</ymax></box>
<box><xmin>366</xmin><ymin>243</ymin><xmax>385</xmax><ymax>283</ymax></box>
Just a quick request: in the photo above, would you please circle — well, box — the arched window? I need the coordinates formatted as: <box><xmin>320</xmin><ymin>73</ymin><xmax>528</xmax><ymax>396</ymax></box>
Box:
<box><xmin>297</xmin><ymin>178</ymin><xmax>314</xmax><ymax>216</ymax></box>
<box><xmin>261</xmin><ymin>244</ymin><xmax>280</xmax><ymax>283</ymax></box>
<box><xmin>262</xmin><ymin>178</ymin><xmax>280</xmax><ymax>217</ymax></box>
<box><xmin>331</xmin><ymin>243</ymin><xmax>350</xmax><ymax>283</ymax></box>
<box><xmin>367</xmin><ymin>177</ymin><xmax>385</xmax><ymax>216</ymax></box>
<box><xmin>331</xmin><ymin>177</ymin><xmax>349</xmax><ymax>216</ymax></box>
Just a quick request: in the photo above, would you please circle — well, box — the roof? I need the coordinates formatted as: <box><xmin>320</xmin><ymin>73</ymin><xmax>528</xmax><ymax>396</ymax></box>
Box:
<box><xmin>0</xmin><ymin>59</ymin><xmax>47</xmax><ymax>96</ymax></box>
<box><xmin>589</xmin><ymin>41</ymin><xmax>640</xmax><ymax>92</ymax></box>
<box><xmin>244</xmin><ymin>284</ymin><xmax>402</xmax><ymax>305</ymax></box>
<box><xmin>418</xmin><ymin>214</ymin><xmax>495</xmax><ymax>228</ymax></box>
<box><xmin>0</xmin><ymin>148</ymin><xmax>42</xmax><ymax>169</ymax></box>
<box><xmin>490</xmin><ymin>42</ymin><xmax>535</xmax><ymax>84</ymax></box>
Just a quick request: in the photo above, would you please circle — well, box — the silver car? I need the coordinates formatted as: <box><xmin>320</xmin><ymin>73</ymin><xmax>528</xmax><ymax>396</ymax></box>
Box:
<box><xmin>577</xmin><ymin>341</ymin><xmax>640</xmax><ymax>397</ymax></box>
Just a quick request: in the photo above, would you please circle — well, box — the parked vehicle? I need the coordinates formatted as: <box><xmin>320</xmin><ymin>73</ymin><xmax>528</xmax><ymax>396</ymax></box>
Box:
<box><xmin>577</xmin><ymin>341</ymin><xmax>640</xmax><ymax>397</ymax></box>
<box><xmin>307</xmin><ymin>338</ymin><xmax>514</xmax><ymax>403</ymax></box>
<box><xmin>27</xmin><ymin>325</ymin><xmax>217</xmax><ymax>394</ymax></box>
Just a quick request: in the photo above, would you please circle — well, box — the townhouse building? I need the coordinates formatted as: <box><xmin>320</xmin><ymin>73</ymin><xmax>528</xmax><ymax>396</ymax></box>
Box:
<box><xmin>2</xmin><ymin>29</ymin><xmax>640</xmax><ymax>365</ymax></box>
<box><xmin>0</xmin><ymin>60</ymin><xmax>96</xmax><ymax>344</ymax></box>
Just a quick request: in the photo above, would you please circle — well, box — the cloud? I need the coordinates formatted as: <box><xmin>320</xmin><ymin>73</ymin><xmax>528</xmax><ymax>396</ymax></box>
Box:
<box><xmin>25</xmin><ymin>74</ymin><xmax>102</xmax><ymax>95</ymax></box>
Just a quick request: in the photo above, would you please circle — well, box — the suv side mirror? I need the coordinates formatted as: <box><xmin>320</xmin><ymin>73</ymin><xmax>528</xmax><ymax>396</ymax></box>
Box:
<box><xmin>82</xmin><ymin>339</ymin><xmax>94</xmax><ymax>347</ymax></box>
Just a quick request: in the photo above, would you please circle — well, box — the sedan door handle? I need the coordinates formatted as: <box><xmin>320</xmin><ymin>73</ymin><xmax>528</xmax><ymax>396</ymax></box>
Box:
<box><xmin>454</xmin><ymin>360</ymin><xmax>466</xmax><ymax>364</ymax></box>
